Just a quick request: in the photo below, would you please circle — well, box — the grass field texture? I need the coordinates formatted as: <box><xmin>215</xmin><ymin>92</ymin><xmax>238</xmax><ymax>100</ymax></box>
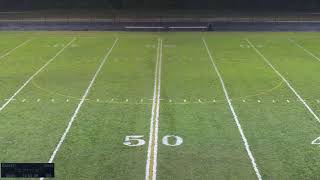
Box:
<box><xmin>0</xmin><ymin>31</ymin><xmax>320</xmax><ymax>180</ymax></box>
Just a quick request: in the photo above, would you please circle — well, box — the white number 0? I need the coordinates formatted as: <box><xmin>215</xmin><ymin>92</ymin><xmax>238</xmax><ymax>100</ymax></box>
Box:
<box><xmin>123</xmin><ymin>135</ymin><xmax>183</xmax><ymax>147</ymax></box>
<box><xmin>123</xmin><ymin>135</ymin><xmax>146</xmax><ymax>146</ymax></box>
<box><xmin>162</xmin><ymin>135</ymin><xmax>183</xmax><ymax>146</ymax></box>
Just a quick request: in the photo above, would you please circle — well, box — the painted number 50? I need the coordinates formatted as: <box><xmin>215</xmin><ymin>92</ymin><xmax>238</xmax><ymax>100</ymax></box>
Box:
<box><xmin>123</xmin><ymin>135</ymin><xmax>183</xmax><ymax>147</ymax></box>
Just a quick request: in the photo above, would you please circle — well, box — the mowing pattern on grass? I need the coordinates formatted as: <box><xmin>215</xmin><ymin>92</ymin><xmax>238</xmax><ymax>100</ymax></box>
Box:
<box><xmin>0</xmin><ymin>32</ymin><xmax>320</xmax><ymax>180</ymax></box>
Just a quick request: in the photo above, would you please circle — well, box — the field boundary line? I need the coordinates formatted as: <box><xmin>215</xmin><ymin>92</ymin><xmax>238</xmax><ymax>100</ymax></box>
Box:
<box><xmin>0</xmin><ymin>39</ymin><xmax>32</xmax><ymax>61</ymax></box>
<box><xmin>0</xmin><ymin>38</ymin><xmax>76</xmax><ymax>112</ymax></box>
<box><xmin>146</xmin><ymin>38</ymin><xmax>162</xmax><ymax>180</ymax></box>
<box><xmin>246</xmin><ymin>39</ymin><xmax>320</xmax><ymax>123</ymax></box>
<box><xmin>203</xmin><ymin>38</ymin><xmax>262</xmax><ymax>180</ymax></box>
<box><xmin>43</xmin><ymin>38</ymin><xmax>118</xmax><ymax>168</ymax></box>
<box><xmin>288</xmin><ymin>38</ymin><xmax>320</xmax><ymax>63</ymax></box>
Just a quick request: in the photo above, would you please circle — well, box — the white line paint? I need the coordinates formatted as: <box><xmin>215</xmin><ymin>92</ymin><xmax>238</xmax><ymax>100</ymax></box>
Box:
<box><xmin>145</xmin><ymin>39</ymin><xmax>159</xmax><ymax>180</ymax></box>
<box><xmin>152</xmin><ymin>39</ymin><xmax>163</xmax><ymax>180</ymax></box>
<box><xmin>288</xmin><ymin>38</ymin><xmax>320</xmax><ymax>63</ymax></box>
<box><xmin>0</xmin><ymin>38</ymin><xmax>76</xmax><ymax>112</ymax></box>
<box><xmin>0</xmin><ymin>39</ymin><xmax>32</xmax><ymax>61</ymax></box>
<box><xmin>40</xmin><ymin>38</ymin><xmax>118</xmax><ymax>180</ymax></box>
<box><xmin>146</xmin><ymin>39</ymin><xmax>162</xmax><ymax>180</ymax></box>
<box><xmin>203</xmin><ymin>38</ymin><xmax>262</xmax><ymax>180</ymax></box>
<box><xmin>48</xmin><ymin>38</ymin><xmax>118</xmax><ymax>161</ymax></box>
<box><xmin>246</xmin><ymin>39</ymin><xmax>320</xmax><ymax>123</ymax></box>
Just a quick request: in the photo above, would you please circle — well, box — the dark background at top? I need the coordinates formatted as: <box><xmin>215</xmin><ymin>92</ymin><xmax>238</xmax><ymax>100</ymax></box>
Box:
<box><xmin>0</xmin><ymin>0</ymin><xmax>320</xmax><ymax>10</ymax></box>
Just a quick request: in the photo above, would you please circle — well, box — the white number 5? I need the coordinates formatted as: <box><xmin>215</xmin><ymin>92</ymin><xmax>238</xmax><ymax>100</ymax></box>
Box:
<box><xmin>123</xmin><ymin>135</ymin><xmax>146</xmax><ymax>146</ymax></box>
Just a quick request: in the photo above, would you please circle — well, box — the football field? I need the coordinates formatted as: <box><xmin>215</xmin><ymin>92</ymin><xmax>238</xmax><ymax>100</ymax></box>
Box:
<box><xmin>1</xmin><ymin>31</ymin><xmax>320</xmax><ymax>179</ymax></box>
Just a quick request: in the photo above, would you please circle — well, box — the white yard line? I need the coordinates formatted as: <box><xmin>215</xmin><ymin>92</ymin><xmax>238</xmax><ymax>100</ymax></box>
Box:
<box><xmin>0</xmin><ymin>38</ymin><xmax>76</xmax><ymax>112</ymax></box>
<box><xmin>48</xmin><ymin>38</ymin><xmax>118</xmax><ymax>161</ymax></box>
<box><xmin>145</xmin><ymin>39</ymin><xmax>159</xmax><ymax>180</ymax></box>
<box><xmin>153</xmin><ymin>39</ymin><xmax>162</xmax><ymax>180</ymax></box>
<box><xmin>0</xmin><ymin>39</ymin><xmax>32</xmax><ymax>61</ymax></box>
<box><xmin>40</xmin><ymin>38</ymin><xmax>118</xmax><ymax>180</ymax></box>
<box><xmin>288</xmin><ymin>38</ymin><xmax>320</xmax><ymax>63</ymax></box>
<box><xmin>246</xmin><ymin>39</ymin><xmax>320</xmax><ymax>123</ymax></box>
<box><xmin>146</xmin><ymin>39</ymin><xmax>162</xmax><ymax>180</ymax></box>
<box><xmin>203</xmin><ymin>38</ymin><xmax>262</xmax><ymax>180</ymax></box>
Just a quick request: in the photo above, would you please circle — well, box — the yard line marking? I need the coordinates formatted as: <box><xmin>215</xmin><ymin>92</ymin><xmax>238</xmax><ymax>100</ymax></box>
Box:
<box><xmin>203</xmin><ymin>38</ymin><xmax>262</xmax><ymax>180</ymax></box>
<box><xmin>152</xmin><ymin>39</ymin><xmax>162</xmax><ymax>180</ymax></box>
<box><xmin>146</xmin><ymin>38</ymin><xmax>162</xmax><ymax>180</ymax></box>
<box><xmin>247</xmin><ymin>39</ymin><xmax>320</xmax><ymax>123</ymax></box>
<box><xmin>0</xmin><ymin>38</ymin><xmax>76</xmax><ymax>112</ymax></box>
<box><xmin>0</xmin><ymin>39</ymin><xmax>32</xmax><ymax>61</ymax></box>
<box><xmin>42</xmin><ymin>38</ymin><xmax>118</xmax><ymax>178</ymax></box>
<box><xmin>288</xmin><ymin>38</ymin><xmax>320</xmax><ymax>63</ymax></box>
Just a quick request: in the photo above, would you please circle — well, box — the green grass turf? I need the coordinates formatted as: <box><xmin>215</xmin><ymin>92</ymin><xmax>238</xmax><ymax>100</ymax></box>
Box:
<box><xmin>0</xmin><ymin>31</ymin><xmax>320</xmax><ymax>179</ymax></box>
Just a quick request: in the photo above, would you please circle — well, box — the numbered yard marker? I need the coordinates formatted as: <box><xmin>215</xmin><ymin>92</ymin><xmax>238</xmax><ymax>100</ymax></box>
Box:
<box><xmin>312</xmin><ymin>137</ymin><xmax>320</xmax><ymax>145</ymax></box>
<box><xmin>53</xmin><ymin>44</ymin><xmax>65</xmax><ymax>48</ymax></box>
<box><xmin>123</xmin><ymin>135</ymin><xmax>145</xmax><ymax>146</ymax></box>
<box><xmin>256</xmin><ymin>45</ymin><xmax>264</xmax><ymax>48</ymax></box>
<box><xmin>71</xmin><ymin>44</ymin><xmax>79</xmax><ymax>48</ymax></box>
<box><xmin>124</xmin><ymin>135</ymin><xmax>183</xmax><ymax>147</ymax></box>
<box><xmin>162</xmin><ymin>135</ymin><xmax>183</xmax><ymax>146</ymax></box>
<box><xmin>240</xmin><ymin>44</ymin><xmax>251</xmax><ymax>48</ymax></box>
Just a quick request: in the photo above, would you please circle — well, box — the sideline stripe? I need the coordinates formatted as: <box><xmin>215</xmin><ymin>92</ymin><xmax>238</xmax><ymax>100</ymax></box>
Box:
<box><xmin>45</xmin><ymin>38</ymin><xmax>118</xmax><ymax>165</ymax></box>
<box><xmin>246</xmin><ymin>39</ymin><xmax>320</xmax><ymax>123</ymax></box>
<box><xmin>0</xmin><ymin>38</ymin><xmax>76</xmax><ymax>112</ymax></box>
<box><xmin>288</xmin><ymin>38</ymin><xmax>320</xmax><ymax>63</ymax></box>
<box><xmin>146</xmin><ymin>38</ymin><xmax>162</xmax><ymax>180</ymax></box>
<box><xmin>0</xmin><ymin>39</ymin><xmax>32</xmax><ymax>61</ymax></box>
<box><xmin>203</xmin><ymin>38</ymin><xmax>262</xmax><ymax>180</ymax></box>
